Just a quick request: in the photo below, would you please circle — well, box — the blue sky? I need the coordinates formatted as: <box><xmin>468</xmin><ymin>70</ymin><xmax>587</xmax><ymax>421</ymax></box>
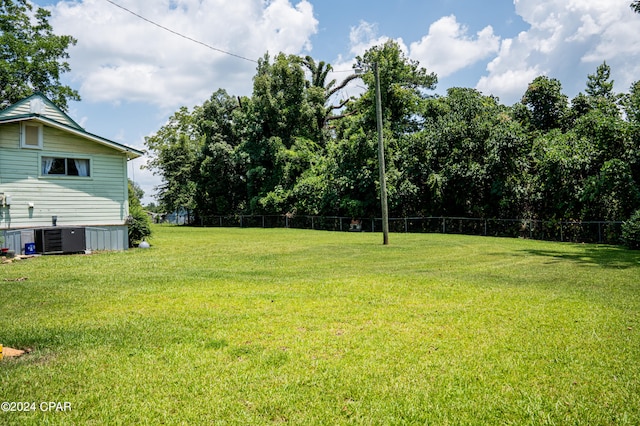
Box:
<box><xmin>29</xmin><ymin>0</ymin><xmax>640</xmax><ymax>204</ymax></box>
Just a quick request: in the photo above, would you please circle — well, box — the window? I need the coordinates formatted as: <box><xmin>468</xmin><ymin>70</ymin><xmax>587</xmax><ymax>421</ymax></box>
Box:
<box><xmin>42</xmin><ymin>157</ymin><xmax>90</xmax><ymax>177</ymax></box>
<box><xmin>21</xmin><ymin>123</ymin><xmax>43</xmax><ymax>149</ymax></box>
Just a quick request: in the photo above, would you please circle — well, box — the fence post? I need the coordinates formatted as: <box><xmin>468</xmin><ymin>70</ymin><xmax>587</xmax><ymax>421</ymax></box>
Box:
<box><xmin>405</xmin><ymin>217</ymin><xmax>408</xmax><ymax>233</ymax></box>
<box><xmin>442</xmin><ymin>217</ymin><xmax>446</xmax><ymax>234</ymax></box>
<box><xmin>598</xmin><ymin>222</ymin><xmax>602</xmax><ymax>243</ymax></box>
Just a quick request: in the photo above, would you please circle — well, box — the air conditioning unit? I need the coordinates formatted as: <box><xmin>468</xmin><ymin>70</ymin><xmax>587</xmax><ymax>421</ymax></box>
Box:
<box><xmin>35</xmin><ymin>227</ymin><xmax>86</xmax><ymax>254</ymax></box>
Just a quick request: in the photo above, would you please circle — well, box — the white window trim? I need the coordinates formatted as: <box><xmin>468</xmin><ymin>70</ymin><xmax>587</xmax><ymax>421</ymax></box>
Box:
<box><xmin>20</xmin><ymin>122</ymin><xmax>43</xmax><ymax>149</ymax></box>
<box><xmin>39</xmin><ymin>153</ymin><xmax>93</xmax><ymax>179</ymax></box>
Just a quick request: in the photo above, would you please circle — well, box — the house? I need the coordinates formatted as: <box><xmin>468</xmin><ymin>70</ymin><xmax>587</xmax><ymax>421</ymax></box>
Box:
<box><xmin>0</xmin><ymin>93</ymin><xmax>143</xmax><ymax>254</ymax></box>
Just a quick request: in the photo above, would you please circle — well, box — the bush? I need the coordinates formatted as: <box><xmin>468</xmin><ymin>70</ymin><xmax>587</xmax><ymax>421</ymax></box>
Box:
<box><xmin>127</xmin><ymin>204</ymin><xmax>152</xmax><ymax>247</ymax></box>
<box><xmin>127</xmin><ymin>180</ymin><xmax>152</xmax><ymax>247</ymax></box>
<box><xmin>622</xmin><ymin>209</ymin><xmax>640</xmax><ymax>250</ymax></box>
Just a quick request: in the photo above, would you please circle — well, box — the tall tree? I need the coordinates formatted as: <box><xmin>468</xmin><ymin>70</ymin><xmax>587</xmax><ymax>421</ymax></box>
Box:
<box><xmin>322</xmin><ymin>41</ymin><xmax>437</xmax><ymax>217</ymax></box>
<box><xmin>581</xmin><ymin>159</ymin><xmax>640</xmax><ymax>221</ymax></box>
<box><xmin>626</xmin><ymin>80</ymin><xmax>640</xmax><ymax>125</ymax></box>
<box><xmin>586</xmin><ymin>62</ymin><xmax>614</xmax><ymax>100</ymax></box>
<box><xmin>241</xmin><ymin>53</ymin><xmax>332</xmax><ymax>213</ymax></box>
<box><xmin>521</xmin><ymin>76</ymin><xmax>568</xmax><ymax>132</ymax></box>
<box><xmin>632</xmin><ymin>1</ymin><xmax>640</xmax><ymax>13</ymax></box>
<box><xmin>195</xmin><ymin>90</ymin><xmax>247</xmax><ymax>216</ymax></box>
<box><xmin>409</xmin><ymin>88</ymin><xmax>528</xmax><ymax>218</ymax></box>
<box><xmin>144</xmin><ymin>106</ymin><xmax>203</xmax><ymax>214</ymax></box>
<box><xmin>626</xmin><ymin>81</ymin><xmax>640</xmax><ymax>187</ymax></box>
<box><xmin>528</xmin><ymin>130</ymin><xmax>595</xmax><ymax>220</ymax></box>
<box><xmin>354</xmin><ymin>40</ymin><xmax>437</xmax><ymax>136</ymax></box>
<box><xmin>301</xmin><ymin>55</ymin><xmax>359</xmax><ymax>135</ymax></box>
<box><xmin>585</xmin><ymin>61</ymin><xmax>622</xmax><ymax>117</ymax></box>
<box><xmin>250</xmin><ymin>53</ymin><xmax>313</xmax><ymax>147</ymax></box>
<box><xmin>0</xmin><ymin>0</ymin><xmax>79</xmax><ymax>110</ymax></box>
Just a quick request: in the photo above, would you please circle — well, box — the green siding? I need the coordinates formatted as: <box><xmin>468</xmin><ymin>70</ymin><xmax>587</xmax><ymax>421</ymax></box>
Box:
<box><xmin>0</xmin><ymin>123</ymin><xmax>131</xmax><ymax>229</ymax></box>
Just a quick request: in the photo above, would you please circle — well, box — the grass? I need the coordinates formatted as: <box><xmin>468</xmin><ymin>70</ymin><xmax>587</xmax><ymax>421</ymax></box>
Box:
<box><xmin>1</xmin><ymin>225</ymin><xmax>639</xmax><ymax>425</ymax></box>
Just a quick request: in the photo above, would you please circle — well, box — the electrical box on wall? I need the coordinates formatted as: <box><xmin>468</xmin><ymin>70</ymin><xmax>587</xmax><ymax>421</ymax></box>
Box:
<box><xmin>4</xmin><ymin>195</ymin><xmax>12</xmax><ymax>206</ymax></box>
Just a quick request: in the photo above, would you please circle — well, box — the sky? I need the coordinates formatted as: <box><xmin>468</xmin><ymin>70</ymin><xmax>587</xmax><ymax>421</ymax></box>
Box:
<box><xmin>29</xmin><ymin>0</ymin><xmax>640</xmax><ymax>204</ymax></box>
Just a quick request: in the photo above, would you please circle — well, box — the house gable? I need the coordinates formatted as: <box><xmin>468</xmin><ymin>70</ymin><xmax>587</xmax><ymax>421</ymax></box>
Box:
<box><xmin>0</xmin><ymin>92</ymin><xmax>83</xmax><ymax>130</ymax></box>
<box><xmin>0</xmin><ymin>93</ymin><xmax>143</xmax><ymax>159</ymax></box>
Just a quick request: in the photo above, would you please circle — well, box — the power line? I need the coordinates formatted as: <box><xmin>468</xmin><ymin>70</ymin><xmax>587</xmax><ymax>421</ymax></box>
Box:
<box><xmin>103</xmin><ymin>0</ymin><xmax>258</xmax><ymax>64</ymax></box>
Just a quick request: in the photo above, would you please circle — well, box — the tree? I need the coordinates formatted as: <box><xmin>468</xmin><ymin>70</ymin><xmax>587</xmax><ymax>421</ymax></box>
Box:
<box><xmin>409</xmin><ymin>88</ymin><xmax>528</xmax><ymax>218</ymax></box>
<box><xmin>301</xmin><ymin>55</ymin><xmax>359</xmax><ymax>136</ymax></box>
<box><xmin>528</xmin><ymin>130</ymin><xmax>594</xmax><ymax>220</ymax></box>
<box><xmin>632</xmin><ymin>1</ymin><xmax>640</xmax><ymax>13</ymax></box>
<box><xmin>622</xmin><ymin>209</ymin><xmax>640</xmax><ymax>249</ymax></box>
<box><xmin>582</xmin><ymin>61</ymin><xmax>622</xmax><ymax>118</ymax></box>
<box><xmin>195</xmin><ymin>89</ymin><xmax>247</xmax><ymax>217</ymax></box>
<box><xmin>0</xmin><ymin>0</ymin><xmax>79</xmax><ymax>110</ymax></box>
<box><xmin>331</xmin><ymin>40</ymin><xmax>437</xmax><ymax>218</ymax></box>
<box><xmin>521</xmin><ymin>76</ymin><xmax>568</xmax><ymax>132</ymax></box>
<box><xmin>241</xmin><ymin>53</ymin><xmax>327</xmax><ymax>213</ymax></box>
<box><xmin>626</xmin><ymin>81</ymin><xmax>640</xmax><ymax>187</ymax></box>
<box><xmin>625</xmin><ymin>80</ymin><xmax>640</xmax><ymax>124</ymax></box>
<box><xmin>354</xmin><ymin>40</ymin><xmax>437</xmax><ymax>136</ymax></box>
<box><xmin>586</xmin><ymin>62</ymin><xmax>615</xmax><ymax>100</ymax></box>
<box><xmin>144</xmin><ymin>106</ymin><xmax>203</xmax><ymax>215</ymax></box>
<box><xmin>581</xmin><ymin>159</ymin><xmax>640</xmax><ymax>221</ymax></box>
<box><xmin>250</xmin><ymin>53</ymin><xmax>314</xmax><ymax>147</ymax></box>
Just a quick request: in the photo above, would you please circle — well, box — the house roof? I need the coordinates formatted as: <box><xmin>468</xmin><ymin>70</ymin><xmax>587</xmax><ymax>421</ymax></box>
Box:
<box><xmin>0</xmin><ymin>93</ymin><xmax>144</xmax><ymax>159</ymax></box>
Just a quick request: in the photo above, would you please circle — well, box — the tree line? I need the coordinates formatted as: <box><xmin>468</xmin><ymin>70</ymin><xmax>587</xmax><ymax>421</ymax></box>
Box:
<box><xmin>145</xmin><ymin>40</ymin><xmax>640</xmax><ymax>225</ymax></box>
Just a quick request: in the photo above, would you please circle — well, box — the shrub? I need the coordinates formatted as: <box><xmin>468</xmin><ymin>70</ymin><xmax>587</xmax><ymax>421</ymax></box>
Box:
<box><xmin>127</xmin><ymin>204</ymin><xmax>152</xmax><ymax>247</ymax></box>
<box><xmin>622</xmin><ymin>209</ymin><xmax>640</xmax><ymax>250</ymax></box>
<box><xmin>127</xmin><ymin>180</ymin><xmax>152</xmax><ymax>247</ymax></box>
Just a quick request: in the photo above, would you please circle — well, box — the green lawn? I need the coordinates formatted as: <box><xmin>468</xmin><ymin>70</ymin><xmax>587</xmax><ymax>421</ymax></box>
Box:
<box><xmin>1</xmin><ymin>225</ymin><xmax>639</xmax><ymax>425</ymax></box>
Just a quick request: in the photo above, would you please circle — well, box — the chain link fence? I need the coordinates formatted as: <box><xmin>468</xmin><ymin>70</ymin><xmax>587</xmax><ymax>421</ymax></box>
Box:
<box><xmin>191</xmin><ymin>214</ymin><xmax>623</xmax><ymax>244</ymax></box>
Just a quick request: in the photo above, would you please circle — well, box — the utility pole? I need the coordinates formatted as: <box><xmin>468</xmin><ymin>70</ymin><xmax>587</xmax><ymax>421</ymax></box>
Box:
<box><xmin>373</xmin><ymin>62</ymin><xmax>389</xmax><ymax>245</ymax></box>
<box><xmin>354</xmin><ymin>61</ymin><xmax>390</xmax><ymax>245</ymax></box>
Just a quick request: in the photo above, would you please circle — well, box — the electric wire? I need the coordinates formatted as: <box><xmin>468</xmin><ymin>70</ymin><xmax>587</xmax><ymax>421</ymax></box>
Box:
<box><xmin>103</xmin><ymin>0</ymin><xmax>258</xmax><ymax>64</ymax></box>
<box><xmin>102</xmin><ymin>0</ymin><xmax>361</xmax><ymax>73</ymax></box>
<box><xmin>102</xmin><ymin>0</ymin><xmax>362</xmax><ymax>75</ymax></box>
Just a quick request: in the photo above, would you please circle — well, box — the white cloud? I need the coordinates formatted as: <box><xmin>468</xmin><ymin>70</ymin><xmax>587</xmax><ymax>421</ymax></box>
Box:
<box><xmin>408</xmin><ymin>15</ymin><xmax>500</xmax><ymax>78</ymax></box>
<box><xmin>477</xmin><ymin>0</ymin><xmax>640</xmax><ymax>104</ymax></box>
<box><xmin>347</xmin><ymin>21</ymin><xmax>402</xmax><ymax>57</ymax></box>
<box><xmin>48</xmin><ymin>0</ymin><xmax>318</xmax><ymax>109</ymax></box>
